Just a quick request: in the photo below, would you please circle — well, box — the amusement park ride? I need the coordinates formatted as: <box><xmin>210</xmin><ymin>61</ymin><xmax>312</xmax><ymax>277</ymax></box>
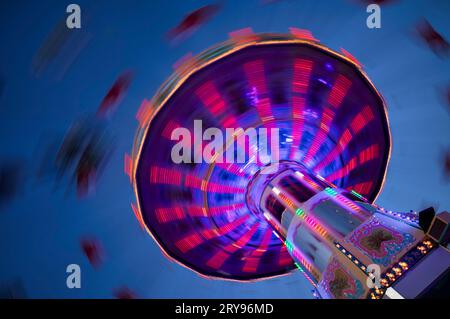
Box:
<box><xmin>127</xmin><ymin>30</ymin><xmax>450</xmax><ymax>299</ymax></box>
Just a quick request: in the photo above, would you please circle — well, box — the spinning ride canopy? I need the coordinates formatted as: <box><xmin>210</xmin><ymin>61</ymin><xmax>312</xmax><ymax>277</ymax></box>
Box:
<box><xmin>131</xmin><ymin>34</ymin><xmax>391</xmax><ymax>281</ymax></box>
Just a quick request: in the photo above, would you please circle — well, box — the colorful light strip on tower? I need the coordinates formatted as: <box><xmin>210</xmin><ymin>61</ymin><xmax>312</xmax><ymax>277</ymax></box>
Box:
<box><xmin>369</xmin><ymin>239</ymin><xmax>435</xmax><ymax>299</ymax></box>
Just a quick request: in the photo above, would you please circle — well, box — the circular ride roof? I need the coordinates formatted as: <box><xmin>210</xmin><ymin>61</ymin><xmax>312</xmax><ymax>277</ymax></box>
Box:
<box><xmin>131</xmin><ymin>34</ymin><xmax>391</xmax><ymax>281</ymax></box>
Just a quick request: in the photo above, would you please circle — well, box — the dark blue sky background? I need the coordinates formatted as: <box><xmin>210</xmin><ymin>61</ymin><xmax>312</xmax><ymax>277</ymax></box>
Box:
<box><xmin>0</xmin><ymin>0</ymin><xmax>449</xmax><ymax>298</ymax></box>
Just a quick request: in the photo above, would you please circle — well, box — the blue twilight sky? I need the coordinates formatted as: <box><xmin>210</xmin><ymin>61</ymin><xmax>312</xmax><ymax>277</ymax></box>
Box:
<box><xmin>0</xmin><ymin>0</ymin><xmax>449</xmax><ymax>298</ymax></box>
